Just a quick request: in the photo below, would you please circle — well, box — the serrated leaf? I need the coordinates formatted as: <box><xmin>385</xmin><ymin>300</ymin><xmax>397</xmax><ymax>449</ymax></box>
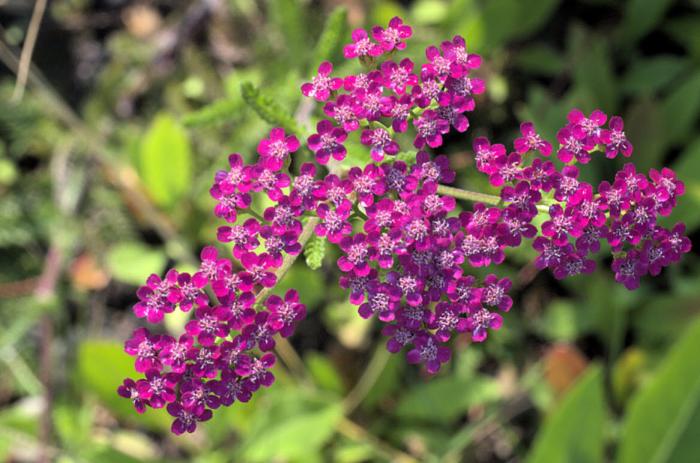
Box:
<box><xmin>139</xmin><ymin>113</ymin><xmax>192</xmax><ymax>208</ymax></box>
<box><xmin>618</xmin><ymin>317</ymin><xmax>700</xmax><ymax>463</ymax></box>
<box><xmin>105</xmin><ymin>242</ymin><xmax>166</xmax><ymax>286</ymax></box>
<box><xmin>526</xmin><ymin>366</ymin><xmax>605</xmax><ymax>463</ymax></box>
<box><xmin>240</xmin><ymin>82</ymin><xmax>302</xmax><ymax>136</ymax></box>
<box><xmin>311</xmin><ymin>6</ymin><xmax>347</xmax><ymax>66</ymax></box>
<box><xmin>304</xmin><ymin>232</ymin><xmax>326</xmax><ymax>270</ymax></box>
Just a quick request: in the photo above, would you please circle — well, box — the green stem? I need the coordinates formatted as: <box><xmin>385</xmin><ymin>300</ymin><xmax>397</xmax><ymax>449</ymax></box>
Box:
<box><xmin>436</xmin><ymin>184</ymin><xmax>502</xmax><ymax>205</ymax></box>
<box><xmin>437</xmin><ymin>184</ymin><xmax>551</xmax><ymax>213</ymax></box>
<box><xmin>255</xmin><ymin>216</ymin><xmax>320</xmax><ymax>304</ymax></box>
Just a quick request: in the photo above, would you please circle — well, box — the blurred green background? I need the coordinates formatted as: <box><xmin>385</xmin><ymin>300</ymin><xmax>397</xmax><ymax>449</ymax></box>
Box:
<box><xmin>1</xmin><ymin>0</ymin><xmax>699</xmax><ymax>462</ymax></box>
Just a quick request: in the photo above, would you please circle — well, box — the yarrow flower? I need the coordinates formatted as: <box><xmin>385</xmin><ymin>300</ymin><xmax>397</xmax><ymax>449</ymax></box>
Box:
<box><xmin>120</xmin><ymin>16</ymin><xmax>691</xmax><ymax>434</ymax></box>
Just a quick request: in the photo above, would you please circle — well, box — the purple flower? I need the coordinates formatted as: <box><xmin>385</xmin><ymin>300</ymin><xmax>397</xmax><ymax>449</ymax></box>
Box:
<box><xmin>315</xmin><ymin>202</ymin><xmax>353</xmax><ymax>243</ymax></box>
<box><xmin>242</xmin><ymin>353</ymin><xmax>276</xmax><ymax>392</ymax></box>
<box><xmin>117</xmin><ymin>378</ymin><xmax>149</xmax><ymax>414</ymax></box>
<box><xmin>265</xmin><ymin>289</ymin><xmax>306</xmax><ymax>337</ymax></box>
<box><xmin>167</xmin><ymin>402</ymin><xmax>213</xmax><ymax>435</ymax></box>
<box><xmin>600</xmin><ymin>116</ymin><xmax>633</xmax><ymax>159</ymax></box>
<box><xmin>324</xmin><ymin>95</ymin><xmax>361</xmax><ymax>132</ymax></box>
<box><xmin>372</xmin><ymin>16</ymin><xmax>412</xmax><ymax>53</ymax></box>
<box><xmin>612</xmin><ymin>250</ymin><xmax>648</xmax><ymax>290</ymax></box>
<box><xmin>344</xmin><ymin>28</ymin><xmax>383</xmax><ymax>60</ymax></box>
<box><xmin>124</xmin><ymin>327</ymin><xmax>163</xmax><ymax>373</ymax></box>
<box><xmin>467</xmin><ymin>308</ymin><xmax>503</xmax><ymax>342</ymax></box>
<box><xmin>133</xmin><ymin>273</ymin><xmax>176</xmax><ymax>324</ymax></box>
<box><xmin>406</xmin><ymin>333</ymin><xmax>451</xmax><ymax>374</ymax></box>
<box><xmin>381</xmin><ymin>58</ymin><xmax>418</xmax><ymax>95</ymax></box>
<box><xmin>348</xmin><ymin>164</ymin><xmax>386</xmax><ymax>207</ymax></box>
<box><xmin>567</xmin><ymin>108</ymin><xmax>607</xmax><ymax>142</ymax></box>
<box><xmin>481</xmin><ymin>274</ymin><xmax>512</xmax><ymax>311</ymax></box>
<box><xmin>413</xmin><ymin>109</ymin><xmax>450</xmax><ymax>149</ymax></box>
<box><xmin>361</xmin><ymin>128</ymin><xmax>399</xmax><ymax>162</ymax></box>
<box><xmin>159</xmin><ymin>334</ymin><xmax>193</xmax><ymax>373</ymax></box>
<box><xmin>473</xmin><ymin>137</ymin><xmax>506</xmax><ymax>175</ymax></box>
<box><xmin>556</xmin><ymin>126</ymin><xmax>595</xmax><ymax>164</ymax></box>
<box><xmin>301</xmin><ymin>62</ymin><xmax>343</xmax><ymax>101</ymax></box>
<box><xmin>257</xmin><ymin>128</ymin><xmax>300</xmax><ymax>171</ymax></box>
<box><xmin>513</xmin><ymin>122</ymin><xmax>552</xmax><ymax>156</ymax></box>
<box><xmin>185</xmin><ymin>305</ymin><xmax>231</xmax><ymax>346</ymax></box>
<box><xmin>338</xmin><ymin>234</ymin><xmax>374</xmax><ymax>277</ymax></box>
<box><xmin>136</xmin><ymin>370</ymin><xmax>177</xmax><ymax>409</ymax></box>
<box><xmin>308</xmin><ymin>120</ymin><xmax>348</xmax><ymax>165</ymax></box>
<box><xmin>217</xmin><ymin>218</ymin><xmax>261</xmax><ymax>258</ymax></box>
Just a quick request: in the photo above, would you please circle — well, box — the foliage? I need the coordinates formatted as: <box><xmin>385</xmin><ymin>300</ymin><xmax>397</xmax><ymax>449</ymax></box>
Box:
<box><xmin>0</xmin><ymin>0</ymin><xmax>698</xmax><ymax>461</ymax></box>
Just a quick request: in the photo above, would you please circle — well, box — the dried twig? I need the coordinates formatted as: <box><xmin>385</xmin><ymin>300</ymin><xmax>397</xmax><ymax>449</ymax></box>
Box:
<box><xmin>11</xmin><ymin>0</ymin><xmax>47</xmax><ymax>102</ymax></box>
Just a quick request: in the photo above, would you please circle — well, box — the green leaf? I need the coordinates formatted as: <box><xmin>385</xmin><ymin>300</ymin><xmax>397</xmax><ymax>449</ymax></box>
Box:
<box><xmin>77</xmin><ymin>340</ymin><xmax>171</xmax><ymax>431</ymax></box>
<box><xmin>514</xmin><ymin>44</ymin><xmax>565</xmax><ymax>76</ymax></box>
<box><xmin>570</xmin><ymin>29</ymin><xmax>617</xmax><ymax>112</ymax></box>
<box><xmin>240</xmin><ymin>82</ymin><xmax>302</xmax><ymax>136</ymax></box>
<box><xmin>306</xmin><ymin>351</ymin><xmax>344</xmax><ymax>394</ymax></box>
<box><xmin>664</xmin><ymin>136</ymin><xmax>700</xmax><ymax>232</ymax></box>
<box><xmin>182</xmin><ymin>98</ymin><xmax>241</xmax><ymax>128</ymax></box>
<box><xmin>618</xmin><ymin>0</ymin><xmax>673</xmax><ymax>44</ymax></box>
<box><xmin>624</xmin><ymin>97</ymin><xmax>667</xmax><ymax>171</ymax></box>
<box><xmin>394</xmin><ymin>375</ymin><xmax>500</xmax><ymax>423</ymax></box>
<box><xmin>661</xmin><ymin>71</ymin><xmax>700</xmax><ymax>145</ymax></box>
<box><xmin>268</xmin><ymin>0</ymin><xmax>308</xmax><ymax>61</ymax></box>
<box><xmin>411</xmin><ymin>0</ymin><xmax>449</xmax><ymax>25</ymax></box>
<box><xmin>618</xmin><ymin>317</ymin><xmax>700</xmax><ymax>463</ymax></box>
<box><xmin>105</xmin><ymin>242</ymin><xmax>166</xmax><ymax>286</ymax></box>
<box><xmin>241</xmin><ymin>389</ymin><xmax>343</xmax><ymax>462</ymax></box>
<box><xmin>621</xmin><ymin>56</ymin><xmax>689</xmax><ymax>96</ymax></box>
<box><xmin>663</xmin><ymin>15</ymin><xmax>700</xmax><ymax>58</ymax></box>
<box><xmin>526</xmin><ymin>366</ymin><xmax>605</xmax><ymax>463</ymax></box>
<box><xmin>139</xmin><ymin>113</ymin><xmax>192</xmax><ymax>208</ymax></box>
<box><xmin>482</xmin><ymin>0</ymin><xmax>560</xmax><ymax>49</ymax></box>
<box><xmin>304</xmin><ymin>232</ymin><xmax>326</xmax><ymax>270</ymax></box>
<box><xmin>311</xmin><ymin>6</ymin><xmax>347</xmax><ymax>66</ymax></box>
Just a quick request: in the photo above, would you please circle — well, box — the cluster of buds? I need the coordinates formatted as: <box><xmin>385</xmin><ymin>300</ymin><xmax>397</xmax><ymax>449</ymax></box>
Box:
<box><xmin>119</xmin><ymin>16</ymin><xmax>691</xmax><ymax>434</ymax></box>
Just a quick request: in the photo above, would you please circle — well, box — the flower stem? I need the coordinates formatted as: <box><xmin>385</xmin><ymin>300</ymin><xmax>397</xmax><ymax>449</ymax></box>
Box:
<box><xmin>255</xmin><ymin>216</ymin><xmax>320</xmax><ymax>304</ymax></box>
<box><xmin>437</xmin><ymin>184</ymin><xmax>551</xmax><ymax>213</ymax></box>
<box><xmin>436</xmin><ymin>184</ymin><xmax>502</xmax><ymax>205</ymax></box>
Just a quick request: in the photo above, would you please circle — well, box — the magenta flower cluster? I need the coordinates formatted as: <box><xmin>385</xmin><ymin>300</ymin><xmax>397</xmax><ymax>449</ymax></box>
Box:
<box><xmin>119</xmin><ymin>16</ymin><xmax>691</xmax><ymax>434</ymax></box>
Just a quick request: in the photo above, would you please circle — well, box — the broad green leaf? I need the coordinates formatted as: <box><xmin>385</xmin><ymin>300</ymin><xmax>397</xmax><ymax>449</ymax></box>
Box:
<box><xmin>241</xmin><ymin>389</ymin><xmax>343</xmax><ymax>462</ymax></box>
<box><xmin>306</xmin><ymin>351</ymin><xmax>344</xmax><ymax>394</ymax></box>
<box><xmin>621</xmin><ymin>56</ymin><xmax>689</xmax><ymax>95</ymax></box>
<box><xmin>664</xmin><ymin>136</ymin><xmax>700</xmax><ymax>232</ymax></box>
<box><xmin>105</xmin><ymin>242</ymin><xmax>166</xmax><ymax>286</ymax></box>
<box><xmin>411</xmin><ymin>0</ymin><xmax>449</xmax><ymax>25</ymax></box>
<box><xmin>482</xmin><ymin>0</ymin><xmax>560</xmax><ymax>49</ymax></box>
<box><xmin>394</xmin><ymin>375</ymin><xmax>500</xmax><ymax>422</ymax></box>
<box><xmin>526</xmin><ymin>366</ymin><xmax>605</xmax><ymax>463</ymax></box>
<box><xmin>77</xmin><ymin>340</ymin><xmax>171</xmax><ymax>431</ymax></box>
<box><xmin>618</xmin><ymin>317</ymin><xmax>700</xmax><ymax>463</ymax></box>
<box><xmin>304</xmin><ymin>232</ymin><xmax>326</xmax><ymax>270</ymax></box>
<box><xmin>662</xmin><ymin>71</ymin><xmax>700</xmax><ymax>145</ymax></box>
<box><xmin>624</xmin><ymin>97</ymin><xmax>667</xmax><ymax>171</ymax></box>
<box><xmin>618</xmin><ymin>0</ymin><xmax>674</xmax><ymax>44</ymax></box>
<box><xmin>268</xmin><ymin>0</ymin><xmax>308</xmax><ymax>62</ymax></box>
<box><xmin>182</xmin><ymin>98</ymin><xmax>241</xmax><ymax>128</ymax></box>
<box><xmin>514</xmin><ymin>44</ymin><xmax>565</xmax><ymax>76</ymax></box>
<box><xmin>139</xmin><ymin>113</ymin><xmax>192</xmax><ymax>208</ymax></box>
<box><xmin>311</xmin><ymin>6</ymin><xmax>347</xmax><ymax>66</ymax></box>
<box><xmin>240</xmin><ymin>82</ymin><xmax>302</xmax><ymax>136</ymax></box>
<box><xmin>570</xmin><ymin>30</ymin><xmax>617</xmax><ymax>112</ymax></box>
<box><xmin>663</xmin><ymin>16</ymin><xmax>700</xmax><ymax>58</ymax></box>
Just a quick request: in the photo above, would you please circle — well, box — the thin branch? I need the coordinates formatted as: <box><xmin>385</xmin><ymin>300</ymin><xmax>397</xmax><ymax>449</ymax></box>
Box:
<box><xmin>337</xmin><ymin>417</ymin><xmax>418</xmax><ymax>463</ymax></box>
<box><xmin>342</xmin><ymin>346</ymin><xmax>390</xmax><ymax>415</ymax></box>
<box><xmin>437</xmin><ymin>184</ymin><xmax>550</xmax><ymax>212</ymax></box>
<box><xmin>11</xmin><ymin>0</ymin><xmax>47</xmax><ymax>102</ymax></box>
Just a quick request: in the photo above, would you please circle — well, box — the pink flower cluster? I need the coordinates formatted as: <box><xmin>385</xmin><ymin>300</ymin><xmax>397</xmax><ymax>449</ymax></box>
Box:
<box><xmin>119</xmin><ymin>16</ymin><xmax>691</xmax><ymax>434</ymax></box>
